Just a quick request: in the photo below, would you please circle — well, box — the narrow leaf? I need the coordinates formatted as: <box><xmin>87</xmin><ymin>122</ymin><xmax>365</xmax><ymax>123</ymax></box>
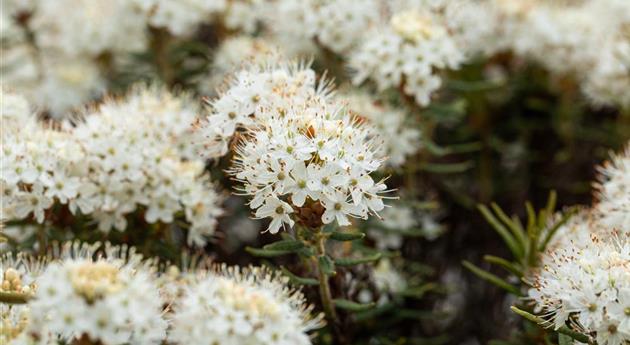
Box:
<box><xmin>334</xmin><ymin>253</ymin><xmax>382</xmax><ymax>267</ymax></box>
<box><xmin>329</xmin><ymin>231</ymin><xmax>365</xmax><ymax>241</ymax></box>
<box><xmin>246</xmin><ymin>247</ymin><xmax>293</xmax><ymax>257</ymax></box>
<box><xmin>398</xmin><ymin>283</ymin><xmax>439</xmax><ymax>299</ymax></box>
<box><xmin>263</xmin><ymin>239</ymin><xmax>304</xmax><ymax>251</ymax></box>
<box><xmin>478</xmin><ymin>205</ymin><xmax>523</xmax><ymax>259</ymax></box>
<box><xmin>462</xmin><ymin>261</ymin><xmax>523</xmax><ymax>296</ymax></box>
<box><xmin>559</xmin><ymin>334</ymin><xmax>572</xmax><ymax>345</ymax></box>
<box><xmin>333</xmin><ymin>299</ymin><xmax>375</xmax><ymax>312</ymax></box>
<box><xmin>318</xmin><ymin>255</ymin><xmax>336</xmax><ymax>276</ymax></box>
<box><xmin>483</xmin><ymin>255</ymin><xmax>523</xmax><ymax>278</ymax></box>
<box><xmin>490</xmin><ymin>202</ymin><xmax>526</xmax><ymax>246</ymax></box>
<box><xmin>510</xmin><ymin>306</ymin><xmax>591</xmax><ymax>344</ymax></box>
<box><xmin>280</xmin><ymin>267</ymin><xmax>318</xmax><ymax>286</ymax></box>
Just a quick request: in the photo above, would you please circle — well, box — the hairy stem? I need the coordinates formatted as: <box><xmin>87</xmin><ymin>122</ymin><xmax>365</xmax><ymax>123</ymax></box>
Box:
<box><xmin>314</xmin><ymin>230</ymin><xmax>338</xmax><ymax>323</ymax></box>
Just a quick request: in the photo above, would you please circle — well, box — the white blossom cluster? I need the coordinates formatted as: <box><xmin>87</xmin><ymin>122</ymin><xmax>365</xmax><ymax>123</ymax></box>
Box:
<box><xmin>529</xmin><ymin>144</ymin><xmax>630</xmax><ymax>345</ymax></box>
<box><xmin>169</xmin><ymin>265</ymin><xmax>323</xmax><ymax>345</ymax></box>
<box><xmin>198</xmin><ymin>36</ymin><xmax>281</xmax><ymax>96</ymax></box>
<box><xmin>593</xmin><ymin>145</ymin><xmax>630</xmax><ymax>230</ymax></box>
<box><xmin>345</xmin><ymin>91</ymin><xmax>422</xmax><ymax>168</ymax></box>
<box><xmin>349</xmin><ymin>3</ymin><xmax>465</xmax><ymax>106</ymax></box>
<box><xmin>367</xmin><ymin>203</ymin><xmax>443</xmax><ymax>250</ymax></box>
<box><xmin>1</xmin><ymin>88</ymin><xmax>223</xmax><ymax>246</ymax></box>
<box><xmin>2</xmin><ymin>244</ymin><xmax>323</xmax><ymax>345</ymax></box>
<box><xmin>0</xmin><ymin>0</ymin><xmax>264</xmax><ymax>116</ymax></box>
<box><xmin>475</xmin><ymin>0</ymin><xmax>630</xmax><ymax>108</ymax></box>
<box><xmin>27</xmin><ymin>247</ymin><xmax>167</xmax><ymax>345</ymax></box>
<box><xmin>530</xmin><ymin>223</ymin><xmax>630</xmax><ymax>345</ymax></box>
<box><xmin>269</xmin><ymin>0</ymin><xmax>380</xmax><ymax>54</ymax></box>
<box><xmin>198</xmin><ymin>62</ymin><xmax>390</xmax><ymax>233</ymax></box>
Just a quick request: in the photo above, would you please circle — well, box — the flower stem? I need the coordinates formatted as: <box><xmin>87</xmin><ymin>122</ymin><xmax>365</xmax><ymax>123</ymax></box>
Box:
<box><xmin>314</xmin><ymin>230</ymin><xmax>338</xmax><ymax>323</ymax></box>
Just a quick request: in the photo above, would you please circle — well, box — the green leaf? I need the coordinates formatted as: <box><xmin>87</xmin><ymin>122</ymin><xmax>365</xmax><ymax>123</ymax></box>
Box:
<box><xmin>490</xmin><ymin>202</ymin><xmax>527</xmax><ymax>246</ymax></box>
<box><xmin>329</xmin><ymin>231</ymin><xmax>365</xmax><ymax>241</ymax></box>
<box><xmin>318</xmin><ymin>255</ymin><xmax>336</xmax><ymax>276</ymax></box>
<box><xmin>334</xmin><ymin>253</ymin><xmax>382</xmax><ymax>266</ymax></box>
<box><xmin>462</xmin><ymin>261</ymin><xmax>523</xmax><ymax>296</ymax></box>
<box><xmin>245</xmin><ymin>247</ymin><xmax>294</xmax><ymax>257</ymax></box>
<box><xmin>483</xmin><ymin>255</ymin><xmax>523</xmax><ymax>278</ymax></box>
<box><xmin>263</xmin><ymin>239</ymin><xmax>304</xmax><ymax>251</ymax></box>
<box><xmin>398</xmin><ymin>283</ymin><xmax>439</xmax><ymax>299</ymax></box>
<box><xmin>478</xmin><ymin>205</ymin><xmax>524</xmax><ymax>259</ymax></box>
<box><xmin>280</xmin><ymin>267</ymin><xmax>318</xmax><ymax>286</ymax></box>
<box><xmin>539</xmin><ymin>208</ymin><xmax>577</xmax><ymax>252</ymax></box>
<box><xmin>510</xmin><ymin>306</ymin><xmax>591</xmax><ymax>344</ymax></box>
<box><xmin>333</xmin><ymin>299</ymin><xmax>375</xmax><ymax>312</ymax></box>
<box><xmin>559</xmin><ymin>334</ymin><xmax>573</xmax><ymax>345</ymax></box>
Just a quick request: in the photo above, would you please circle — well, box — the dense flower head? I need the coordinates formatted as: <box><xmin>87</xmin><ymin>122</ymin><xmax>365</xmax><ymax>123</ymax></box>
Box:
<box><xmin>482</xmin><ymin>0</ymin><xmax>630</xmax><ymax>108</ymax></box>
<box><xmin>199</xmin><ymin>62</ymin><xmax>390</xmax><ymax>233</ymax></box>
<box><xmin>134</xmin><ymin>0</ymin><xmax>226</xmax><ymax>36</ymax></box>
<box><xmin>2</xmin><ymin>42</ymin><xmax>106</xmax><ymax>116</ymax></box>
<box><xmin>345</xmin><ymin>91</ymin><xmax>422</xmax><ymax>168</ymax></box>
<box><xmin>168</xmin><ymin>265</ymin><xmax>324</xmax><ymax>345</ymax></box>
<box><xmin>1</xmin><ymin>87</ymin><xmax>223</xmax><ymax>246</ymax></box>
<box><xmin>349</xmin><ymin>3</ymin><xmax>464</xmax><ymax>106</ymax></box>
<box><xmin>269</xmin><ymin>0</ymin><xmax>380</xmax><ymax>54</ymax></box>
<box><xmin>24</xmin><ymin>243</ymin><xmax>167</xmax><ymax>345</ymax></box>
<box><xmin>529</xmin><ymin>144</ymin><xmax>630</xmax><ymax>345</ymax></box>
<box><xmin>198</xmin><ymin>36</ymin><xmax>281</xmax><ymax>97</ymax></box>
<box><xmin>530</xmin><ymin>224</ymin><xmax>630</xmax><ymax>345</ymax></box>
<box><xmin>29</xmin><ymin>0</ymin><xmax>147</xmax><ymax>56</ymax></box>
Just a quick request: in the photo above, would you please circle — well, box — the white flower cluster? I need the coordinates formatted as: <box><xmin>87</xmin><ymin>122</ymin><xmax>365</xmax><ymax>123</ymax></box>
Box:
<box><xmin>199</xmin><ymin>63</ymin><xmax>389</xmax><ymax>233</ymax></box>
<box><xmin>593</xmin><ymin>145</ymin><xmax>630</xmax><ymax>230</ymax></box>
<box><xmin>198</xmin><ymin>36</ymin><xmax>281</xmax><ymax>96</ymax></box>
<box><xmin>475</xmin><ymin>0</ymin><xmax>630</xmax><ymax>108</ymax></box>
<box><xmin>530</xmin><ymin>224</ymin><xmax>630</xmax><ymax>345</ymax></box>
<box><xmin>529</xmin><ymin>144</ymin><xmax>630</xmax><ymax>345</ymax></box>
<box><xmin>31</xmin><ymin>257</ymin><xmax>166</xmax><ymax>345</ymax></box>
<box><xmin>31</xmin><ymin>0</ymin><xmax>147</xmax><ymax>56</ymax></box>
<box><xmin>367</xmin><ymin>203</ymin><xmax>443</xmax><ymax>250</ymax></box>
<box><xmin>270</xmin><ymin>0</ymin><xmax>379</xmax><ymax>54</ymax></box>
<box><xmin>1</xmin><ymin>88</ymin><xmax>223</xmax><ymax>246</ymax></box>
<box><xmin>4</xmin><ymin>243</ymin><xmax>167</xmax><ymax>345</ymax></box>
<box><xmin>345</xmin><ymin>91</ymin><xmax>422</xmax><ymax>168</ymax></box>
<box><xmin>134</xmin><ymin>0</ymin><xmax>226</xmax><ymax>36</ymax></box>
<box><xmin>1</xmin><ymin>0</ymin><xmax>264</xmax><ymax>116</ymax></box>
<box><xmin>349</xmin><ymin>3</ymin><xmax>465</xmax><ymax>106</ymax></box>
<box><xmin>169</xmin><ymin>265</ymin><xmax>323</xmax><ymax>345</ymax></box>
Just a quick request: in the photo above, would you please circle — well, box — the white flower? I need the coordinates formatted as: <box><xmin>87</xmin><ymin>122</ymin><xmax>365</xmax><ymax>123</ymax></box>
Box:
<box><xmin>593</xmin><ymin>143</ymin><xmax>630</xmax><ymax>231</ymax></box>
<box><xmin>134</xmin><ymin>0</ymin><xmax>226</xmax><ymax>36</ymax></box>
<box><xmin>345</xmin><ymin>91</ymin><xmax>422</xmax><ymax>168</ymax></box>
<box><xmin>1</xmin><ymin>87</ymin><xmax>223</xmax><ymax>246</ymax></box>
<box><xmin>31</xmin><ymin>0</ymin><xmax>147</xmax><ymax>56</ymax></box>
<box><xmin>349</xmin><ymin>4</ymin><xmax>464</xmax><ymax>106</ymax></box>
<box><xmin>254</xmin><ymin>197</ymin><xmax>295</xmax><ymax>234</ymax></box>
<box><xmin>529</xmin><ymin>212</ymin><xmax>630</xmax><ymax>344</ymax></box>
<box><xmin>199</xmin><ymin>62</ymin><xmax>390</xmax><ymax>231</ymax></box>
<box><xmin>25</xmin><ymin>243</ymin><xmax>167</xmax><ymax>345</ymax></box>
<box><xmin>168</xmin><ymin>265</ymin><xmax>323</xmax><ymax>345</ymax></box>
<box><xmin>269</xmin><ymin>0</ymin><xmax>379</xmax><ymax>54</ymax></box>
